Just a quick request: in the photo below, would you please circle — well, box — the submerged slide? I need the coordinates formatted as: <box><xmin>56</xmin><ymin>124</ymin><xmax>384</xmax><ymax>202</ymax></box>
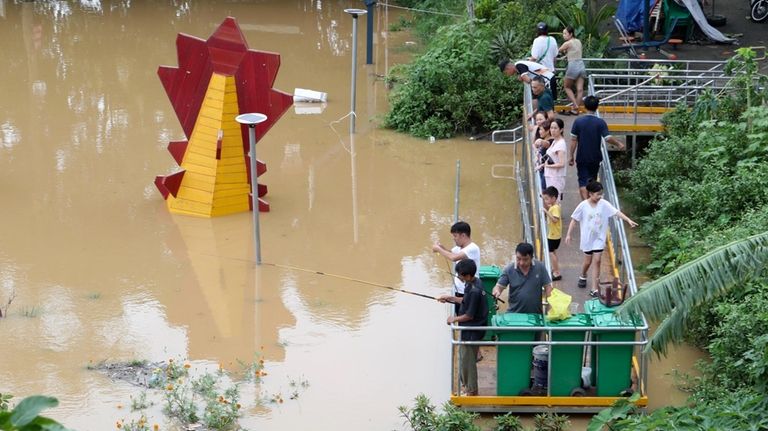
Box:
<box><xmin>675</xmin><ymin>0</ymin><xmax>735</xmax><ymax>43</ymax></box>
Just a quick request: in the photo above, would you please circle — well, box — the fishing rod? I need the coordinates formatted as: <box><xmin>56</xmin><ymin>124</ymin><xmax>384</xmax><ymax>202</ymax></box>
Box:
<box><xmin>437</xmin><ymin>159</ymin><xmax>505</xmax><ymax>304</ymax></box>
<box><xmin>262</xmin><ymin>262</ymin><xmax>439</xmax><ymax>301</ymax></box>
<box><xmin>193</xmin><ymin>252</ymin><xmax>473</xmax><ymax>302</ymax></box>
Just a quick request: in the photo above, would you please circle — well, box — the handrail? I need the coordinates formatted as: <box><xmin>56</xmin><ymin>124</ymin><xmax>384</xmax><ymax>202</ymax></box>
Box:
<box><xmin>598</xmin><ymin>74</ymin><xmax>661</xmax><ymax>102</ymax></box>
<box><xmin>461</xmin><ymin>76</ymin><xmax>653</xmax><ymax>404</ymax></box>
<box><xmin>492</xmin><ymin>125</ymin><xmax>525</xmax><ymax>144</ymax></box>
<box><xmin>588</xmin><ymin>76</ymin><xmax>650</xmax><ymax>394</ymax></box>
<box><xmin>522</xmin><ymin>84</ymin><xmax>552</xmax><ymax>271</ymax></box>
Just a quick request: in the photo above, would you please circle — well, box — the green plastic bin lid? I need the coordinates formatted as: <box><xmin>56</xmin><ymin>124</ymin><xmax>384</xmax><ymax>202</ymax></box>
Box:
<box><xmin>545</xmin><ymin>313</ymin><xmax>592</xmax><ymax>327</ymax></box>
<box><xmin>493</xmin><ymin>312</ymin><xmax>542</xmax><ymax>327</ymax></box>
<box><xmin>592</xmin><ymin>312</ymin><xmax>638</xmax><ymax>328</ymax></box>
<box><xmin>584</xmin><ymin>299</ymin><xmax>618</xmax><ymax>315</ymax></box>
<box><xmin>479</xmin><ymin>265</ymin><xmax>502</xmax><ymax>279</ymax></box>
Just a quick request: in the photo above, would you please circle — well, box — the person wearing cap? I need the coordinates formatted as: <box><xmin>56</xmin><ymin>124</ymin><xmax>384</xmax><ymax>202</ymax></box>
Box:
<box><xmin>528</xmin><ymin>22</ymin><xmax>559</xmax><ymax>100</ymax></box>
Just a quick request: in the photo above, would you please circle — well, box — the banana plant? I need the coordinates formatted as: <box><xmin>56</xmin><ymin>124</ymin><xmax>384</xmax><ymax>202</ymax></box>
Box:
<box><xmin>618</xmin><ymin>231</ymin><xmax>768</xmax><ymax>356</ymax></box>
<box><xmin>0</xmin><ymin>396</ymin><xmax>70</xmax><ymax>431</ymax></box>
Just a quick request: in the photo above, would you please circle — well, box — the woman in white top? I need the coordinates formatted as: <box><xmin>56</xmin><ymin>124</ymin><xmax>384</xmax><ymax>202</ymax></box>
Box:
<box><xmin>558</xmin><ymin>26</ymin><xmax>586</xmax><ymax>116</ymax></box>
<box><xmin>537</xmin><ymin>118</ymin><xmax>567</xmax><ymax>199</ymax></box>
<box><xmin>565</xmin><ymin>181</ymin><xmax>638</xmax><ymax>296</ymax></box>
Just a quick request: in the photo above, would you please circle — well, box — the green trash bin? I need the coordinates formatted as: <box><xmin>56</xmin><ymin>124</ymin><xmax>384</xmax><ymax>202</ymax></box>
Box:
<box><xmin>479</xmin><ymin>265</ymin><xmax>501</xmax><ymax>340</ymax></box>
<box><xmin>546</xmin><ymin>313</ymin><xmax>592</xmax><ymax>396</ymax></box>
<box><xmin>584</xmin><ymin>299</ymin><xmax>619</xmax><ymax>386</ymax></box>
<box><xmin>592</xmin><ymin>313</ymin><xmax>638</xmax><ymax>397</ymax></box>
<box><xmin>494</xmin><ymin>313</ymin><xmax>542</xmax><ymax>396</ymax></box>
<box><xmin>584</xmin><ymin>299</ymin><xmax>618</xmax><ymax>316</ymax></box>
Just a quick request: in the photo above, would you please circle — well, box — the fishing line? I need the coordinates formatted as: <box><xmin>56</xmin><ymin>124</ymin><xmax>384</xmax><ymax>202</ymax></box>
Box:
<box><xmin>262</xmin><ymin>262</ymin><xmax>438</xmax><ymax>301</ymax></box>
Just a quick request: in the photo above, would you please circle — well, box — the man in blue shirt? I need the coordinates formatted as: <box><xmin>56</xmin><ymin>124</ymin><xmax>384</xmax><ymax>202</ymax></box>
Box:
<box><xmin>569</xmin><ymin>96</ymin><xmax>625</xmax><ymax>199</ymax></box>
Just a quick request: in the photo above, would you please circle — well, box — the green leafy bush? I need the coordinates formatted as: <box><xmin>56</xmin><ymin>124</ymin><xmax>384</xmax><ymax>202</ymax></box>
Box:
<box><xmin>533</xmin><ymin>412</ymin><xmax>570</xmax><ymax>431</ymax></box>
<box><xmin>630</xmin><ymin>105</ymin><xmax>768</xmax><ymax>275</ymax></box>
<box><xmin>494</xmin><ymin>412</ymin><xmax>525</xmax><ymax>431</ymax></box>
<box><xmin>398</xmin><ymin>394</ymin><xmax>480</xmax><ymax>431</ymax></box>
<box><xmin>608</xmin><ymin>390</ymin><xmax>768</xmax><ymax>430</ymax></box>
<box><xmin>385</xmin><ymin>21</ymin><xmax>521</xmax><ymax>137</ymax></box>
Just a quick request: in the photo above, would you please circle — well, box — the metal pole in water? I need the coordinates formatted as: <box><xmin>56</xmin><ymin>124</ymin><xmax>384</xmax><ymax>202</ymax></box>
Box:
<box><xmin>345</xmin><ymin>8</ymin><xmax>368</xmax><ymax>134</ymax></box>
<box><xmin>236</xmin><ymin>113</ymin><xmax>268</xmax><ymax>265</ymax></box>
<box><xmin>454</xmin><ymin>160</ymin><xmax>461</xmax><ymax>222</ymax></box>
<box><xmin>365</xmin><ymin>0</ymin><xmax>376</xmax><ymax>65</ymax></box>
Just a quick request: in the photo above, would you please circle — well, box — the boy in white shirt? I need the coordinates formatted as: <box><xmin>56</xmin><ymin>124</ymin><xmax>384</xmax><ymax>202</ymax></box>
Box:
<box><xmin>565</xmin><ymin>181</ymin><xmax>638</xmax><ymax>296</ymax></box>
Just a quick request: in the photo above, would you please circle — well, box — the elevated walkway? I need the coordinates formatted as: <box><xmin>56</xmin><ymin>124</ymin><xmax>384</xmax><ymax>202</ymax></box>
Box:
<box><xmin>556</xmin><ymin>58</ymin><xmax>731</xmax><ymax>136</ymax></box>
<box><xmin>448</xmin><ymin>58</ymin><xmax>735</xmax><ymax>413</ymax></box>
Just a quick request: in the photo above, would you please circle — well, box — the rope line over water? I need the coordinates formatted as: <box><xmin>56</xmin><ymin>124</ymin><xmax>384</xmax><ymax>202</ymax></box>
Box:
<box><xmin>378</xmin><ymin>2</ymin><xmax>465</xmax><ymax>17</ymax></box>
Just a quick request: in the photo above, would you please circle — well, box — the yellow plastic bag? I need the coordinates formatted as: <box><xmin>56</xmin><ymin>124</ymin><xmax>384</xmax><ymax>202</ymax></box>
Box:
<box><xmin>546</xmin><ymin>288</ymin><xmax>573</xmax><ymax>322</ymax></box>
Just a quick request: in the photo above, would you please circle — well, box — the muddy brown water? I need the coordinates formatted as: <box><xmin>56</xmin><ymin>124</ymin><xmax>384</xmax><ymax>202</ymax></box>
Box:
<box><xmin>0</xmin><ymin>1</ymin><xmax>699</xmax><ymax>429</ymax></box>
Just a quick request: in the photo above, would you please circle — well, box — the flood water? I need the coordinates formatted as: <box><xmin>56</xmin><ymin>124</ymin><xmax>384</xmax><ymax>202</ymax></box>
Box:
<box><xmin>0</xmin><ymin>1</ymin><xmax>697</xmax><ymax>429</ymax></box>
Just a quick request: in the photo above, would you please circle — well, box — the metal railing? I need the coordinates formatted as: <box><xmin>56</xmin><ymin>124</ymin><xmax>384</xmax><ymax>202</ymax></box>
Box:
<box><xmin>453</xmin><ymin>83</ymin><xmax>650</xmax><ymax>404</ymax></box>
<box><xmin>492</xmin><ymin>125</ymin><xmax>525</xmax><ymax>145</ymax></box>
<box><xmin>580</xmin><ymin>58</ymin><xmax>737</xmax><ymax>134</ymax></box>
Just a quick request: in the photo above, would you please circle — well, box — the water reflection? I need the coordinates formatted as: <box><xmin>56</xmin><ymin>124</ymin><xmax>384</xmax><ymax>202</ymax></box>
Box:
<box><xmin>0</xmin><ymin>1</ymin><xmax>577</xmax><ymax>429</ymax></box>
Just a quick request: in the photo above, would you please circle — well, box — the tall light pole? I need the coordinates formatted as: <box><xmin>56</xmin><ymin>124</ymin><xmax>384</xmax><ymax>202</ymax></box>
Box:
<box><xmin>235</xmin><ymin>113</ymin><xmax>268</xmax><ymax>265</ymax></box>
<box><xmin>344</xmin><ymin>8</ymin><xmax>367</xmax><ymax>134</ymax></box>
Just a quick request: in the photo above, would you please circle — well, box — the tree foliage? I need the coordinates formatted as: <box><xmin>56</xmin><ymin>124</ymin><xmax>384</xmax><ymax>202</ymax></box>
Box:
<box><xmin>385</xmin><ymin>0</ymin><xmax>595</xmax><ymax>138</ymax></box>
<box><xmin>619</xmin><ymin>232</ymin><xmax>768</xmax><ymax>355</ymax></box>
<box><xmin>385</xmin><ymin>21</ymin><xmax>521</xmax><ymax>137</ymax></box>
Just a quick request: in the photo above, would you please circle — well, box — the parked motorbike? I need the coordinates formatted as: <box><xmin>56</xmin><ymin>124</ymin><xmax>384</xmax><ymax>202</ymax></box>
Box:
<box><xmin>752</xmin><ymin>0</ymin><xmax>768</xmax><ymax>22</ymax></box>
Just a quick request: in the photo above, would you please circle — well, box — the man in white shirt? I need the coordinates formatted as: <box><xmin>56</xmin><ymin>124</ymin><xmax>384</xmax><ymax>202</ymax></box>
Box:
<box><xmin>500</xmin><ymin>59</ymin><xmax>553</xmax><ymax>84</ymax></box>
<box><xmin>528</xmin><ymin>22</ymin><xmax>559</xmax><ymax>100</ymax></box>
<box><xmin>432</xmin><ymin>221</ymin><xmax>481</xmax><ymax>301</ymax></box>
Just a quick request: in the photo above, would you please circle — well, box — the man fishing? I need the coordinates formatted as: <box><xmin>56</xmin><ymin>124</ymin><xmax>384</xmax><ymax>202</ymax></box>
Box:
<box><xmin>431</xmin><ymin>221</ymin><xmax>481</xmax><ymax>312</ymax></box>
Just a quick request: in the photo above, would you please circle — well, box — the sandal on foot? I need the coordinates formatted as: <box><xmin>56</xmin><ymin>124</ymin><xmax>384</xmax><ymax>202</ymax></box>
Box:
<box><xmin>552</xmin><ymin>273</ymin><xmax>562</xmax><ymax>281</ymax></box>
<box><xmin>577</xmin><ymin>277</ymin><xmax>587</xmax><ymax>288</ymax></box>
<box><xmin>589</xmin><ymin>290</ymin><xmax>599</xmax><ymax>297</ymax></box>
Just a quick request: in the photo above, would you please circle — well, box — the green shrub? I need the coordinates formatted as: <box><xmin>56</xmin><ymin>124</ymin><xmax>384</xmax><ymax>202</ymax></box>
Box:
<box><xmin>385</xmin><ymin>21</ymin><xmax>521</xmax><ymax>137</ymax></box>
<box><xmin>630</xmin><ymin>105</ymin><xmax>768</xmax><ymax>276</ymax></box>
<box><xmin>494</xmin><ymin>412</ymin><xmax>525</xmax><ymax>431</ymax></box>
<box><xmin>398</xmin><ymin>394</ymin><xmax>480</xmax><ymax>431</ymax></box>
<box><xmin>609</xmin><ymin>390</ymin><xmax>768</xmax><ymax>430</ymax></box>
<box><xmin>533</xmin><ymin>412</ymin><xmax>570</xmax><ymax>431</ymax></box>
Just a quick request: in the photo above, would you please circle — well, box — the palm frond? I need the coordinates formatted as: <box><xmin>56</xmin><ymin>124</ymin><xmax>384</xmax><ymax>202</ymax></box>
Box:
<box><xmin>618</xmin><ymin>231</ymin><xmax>768</xmax><ymax>355</ymax></box>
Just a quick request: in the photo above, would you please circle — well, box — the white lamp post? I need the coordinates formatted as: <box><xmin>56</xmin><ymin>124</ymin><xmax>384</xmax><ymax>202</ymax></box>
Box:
<box><xmin>235</xmin><ymin>113</ymin><xmax>268</xmax><ymax>265</ymax></box>
<box><xmin>344</xmin><ymin>8</ymin><xmax>367</xmax><ymax>134</ymax></box>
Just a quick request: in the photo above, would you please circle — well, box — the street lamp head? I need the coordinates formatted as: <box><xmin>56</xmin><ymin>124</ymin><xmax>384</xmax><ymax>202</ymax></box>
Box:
<box><xmin>344</xmin><ymin>8</ymin><xmax>368</xmax><ymax>18</ymax></box>
<box><xmin>235</xmin><ymin>113</ymin><xmax>268</xmax><ymax>126</ymax></box>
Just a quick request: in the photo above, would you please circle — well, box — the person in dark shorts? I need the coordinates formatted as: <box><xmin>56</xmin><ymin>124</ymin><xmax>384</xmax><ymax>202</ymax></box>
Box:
<box><xmin>542</xmin><ymin>186</ymin><xmax>562</xmax><ymax>281</ymax></box>
<box><xmin>565</xmin><ymin>181</ymin><xmax>638</xmax><ymax>296</ymax></box>
<box><xmin>568</xmin><ymin>96</ymin><xmax>625</xmax><ymax>200</ymax></box>
<box><xmin>438</xmin><ymin>259</ymin><xmax>489</xmax><ymax>396</ymax></box>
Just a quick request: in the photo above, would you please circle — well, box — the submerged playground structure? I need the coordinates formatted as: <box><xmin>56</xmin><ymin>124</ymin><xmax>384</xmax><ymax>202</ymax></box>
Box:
<box><xmin>154</xmin><ymin>17</ymin><xmax>292</xmax><ymax>217</ymax></box>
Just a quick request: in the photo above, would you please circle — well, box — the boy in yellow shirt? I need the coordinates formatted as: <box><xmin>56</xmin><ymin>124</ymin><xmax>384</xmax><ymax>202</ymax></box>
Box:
<box><xmin>542</xmin><ymin>186</ymin><xmax>562</xmax><ymax>280</ymax></box>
